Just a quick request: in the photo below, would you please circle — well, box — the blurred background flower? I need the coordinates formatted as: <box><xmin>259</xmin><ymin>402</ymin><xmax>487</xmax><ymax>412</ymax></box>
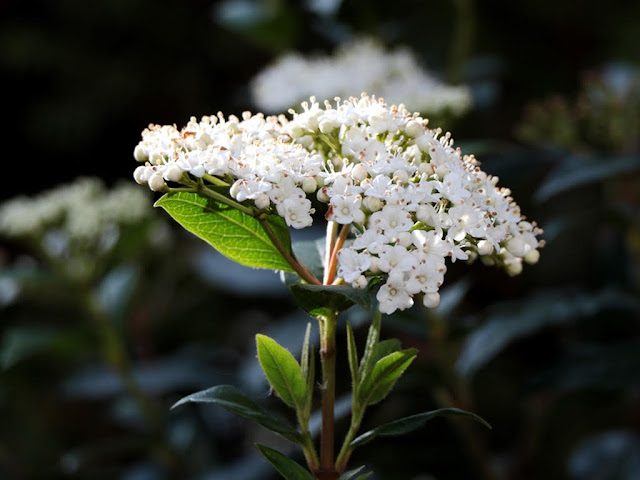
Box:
<box><xmin>2</xmin><ymin>0</ymin><xmax>640</xmax><ymax>479</ymax></box>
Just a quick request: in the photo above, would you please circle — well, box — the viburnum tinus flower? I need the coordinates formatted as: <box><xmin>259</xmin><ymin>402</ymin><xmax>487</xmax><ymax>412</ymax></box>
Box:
<box><xmin>249</xmin><ymin>37</ymin><xmax>472</xmax><ymax>119</ymax></box>
<box><xmin>133</xmin><ymin>93</ymin><xmax>543</xmax><ymax>316</ymax></box>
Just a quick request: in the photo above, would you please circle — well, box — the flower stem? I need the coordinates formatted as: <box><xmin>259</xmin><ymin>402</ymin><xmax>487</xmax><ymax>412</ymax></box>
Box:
<box><xmin>257</xmin><ymin>215</ymin><xmax>322</xmax><ymax>285</ymax></box>
<box><xmin>317</xmin><ymin>312</ymin><xmax>338</xmax><ymax>478</ymax></box>
<box><xmin>325</xmin><ymin>224</ymin><xmax>350</xmax><ymax>285</ymax></box>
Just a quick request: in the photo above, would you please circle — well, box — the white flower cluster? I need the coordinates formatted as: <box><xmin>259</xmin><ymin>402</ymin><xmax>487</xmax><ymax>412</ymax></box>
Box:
<box><xmin>133</xmin><ymin>94</ymin><xmax>542</xmax><ymax>315</ymax></box>
<box><xmin>250</xmin><ymin>37</ymin><xmax>472</xmax><ymax>118</ymax></box>
<box><xmin>0</xmin><ymin>177</ymin><xmax>154</xmax><ymax>254</ymax></box>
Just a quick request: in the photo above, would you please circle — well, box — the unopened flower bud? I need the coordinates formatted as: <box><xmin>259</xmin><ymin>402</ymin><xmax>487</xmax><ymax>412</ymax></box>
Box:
<box><xmin>414</xmin><ymin>134</ymin><xmax>430</xmax><ymax>152</ymax></box>
<box><xmin>477</xmin><ymin>239</ymin><xmax>493</xmax><ymax>256</ymax></box>
<box><xmin>351</xmin><ymin>164</ymin><xmax>369</xmax><ymax>183</ymax></box>
<box><xmin>316</xmin><ymin>188</ymin><xmax>329</xmax><ymax>203</ymax></box>
<box><xmin>133</xmin><ymin>166</ymin><xmax>148</xmax><ymax>184</ymax></box>
<box><xmin>524</xmin><ymin>248</ymin><xmax>540</xmax><ymax>265</ymax></box>
<box><xmin>505</xmin><ymin>237</ymin><xmax>528</xmax><ymax>257</ymax></box>
<box><xmin>405</xmin><ymin>120</ymin><xmax>423</xmax><ymax>137</ymax></box>
<box><xmin>393</xmin><ymin>169</ymin><xmax>409</xmax><ymax>184</ymax></box>
<box><xmin>301</xmin><ymin>177</ymin><xmax>317</xmax><ymax>193</ymax></box>
<box><xmin>148</xmin><ymin>172</ymin><xmax>167</xmax><ymax>192</ymax></box>
<box><xmin>133</xmin><ymin>145</ymin><xmax>148</xmax><ymax>162</ymax></box>
<box><xmin>354</xmin><ymin>275</ymin><xmax>368</xmax><ymax>289</ymax></box>
<box><xmin>163</xmin><ymin>164</ymin><xmax>183</xmax><ymax>183</ymax></box>
<box><xmin>423</xmin><ymin>292</ymin><xmax>440</xmax><ymax>308</ymax></box>
<box><xmin>435</xmin><ymin>165</ymin><xmax>449</xmax><ymax>179</ymax></box>
<box><xmin>395</xmin><ymin>231</ymin><xmax>412</xmax><ymax>247</ymax></box>
<box><xmin>254</xmin><ymin>193</ymin><xmax>270</xmax><ymax>209</ymax></box>
<box><xmin>505</xmin><ymin>259</ymin><xmax>523</xmax><ymax>276</ymax></box>
<box><xmin>319</xmin><ymin>119</ymin><xmax>337</xmax><ymax>134</ymax></box>
<box><xmin>363</xmin><ymin>196</ymin><xmax>382</xmax><ymax>212</ymax></box>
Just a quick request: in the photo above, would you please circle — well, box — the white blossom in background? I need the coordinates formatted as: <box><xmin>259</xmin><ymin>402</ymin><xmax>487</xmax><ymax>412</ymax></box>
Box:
<box><xmin>0</xmin><ymin>178</ymin><xmax>158</xmax><ymax>266</ymax></box>
<box><xmin>249</xmin><ymin>37</ymin><xmax>472</xmax><ymax>118</ymax></box>
<box><xmin>133</xmin><ymin>93</ymin><xmax>543</xmax><ymax>315</ymax></box>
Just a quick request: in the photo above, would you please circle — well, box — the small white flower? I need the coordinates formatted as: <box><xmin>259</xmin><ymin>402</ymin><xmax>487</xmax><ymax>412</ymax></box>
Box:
<box><xmin>377</xmin><ymin>273</ymin><xmax>414</xmax><ymax>314</ymax></box>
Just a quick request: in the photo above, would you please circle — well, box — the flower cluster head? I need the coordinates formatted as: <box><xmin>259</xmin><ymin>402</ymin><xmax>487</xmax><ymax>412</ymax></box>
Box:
<box><xmin>250</xmin><ymin>37</ymin><xmax>472</xmax><ymax>119</ymax></box>
<box><xmin>0</xmin><ymin>178</ymin><xmax>163</xmax><ymax>279</ymax></box>
<box><xmin>133</xmin><ymin>93</ymin><xmax>543</xmax><ymax>315</ymax></box>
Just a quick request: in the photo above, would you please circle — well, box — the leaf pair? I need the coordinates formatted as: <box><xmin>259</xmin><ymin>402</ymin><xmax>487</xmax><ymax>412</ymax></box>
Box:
<box><xmin>347</xmin><ymin>309</ymin><xmax>417</xmax><ymax>409</ymax></box>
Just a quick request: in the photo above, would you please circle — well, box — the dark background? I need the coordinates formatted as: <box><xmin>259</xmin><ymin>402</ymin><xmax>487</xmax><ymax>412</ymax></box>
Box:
<box><xmin>1</xmin><ymin>1</ymin><xmax>640</xmax><ymax>480</ymax></box>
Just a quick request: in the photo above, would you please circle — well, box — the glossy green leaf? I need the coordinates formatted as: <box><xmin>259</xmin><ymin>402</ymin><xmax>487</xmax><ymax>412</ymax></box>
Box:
<box><xmin>534</xmin><ymin>154</ymin><xmax>640</xmax><ymax>203</ymax></box>
<box><xmin>350</xmin><ymin>408</ymin><xmax>492</xmax><ymax>447</ymax></box>
<box><xmin>357</xmin><ymin>308</ymin><xmax>381</xmax><ymax>382</ymax></box>
<box><xmin>255</xmin><ymin>444</ymin><xmax>315</xmax><ymax>480</ymax></box>
<box><xmin>170</xmin><ymin>384</ymin><xmax>303</xmax><ymax>444</ymax></box>
<box><xmin>155</xmin><ymin>192</ymin><xmax>293</xmax><ymax>272</ymax></box>
<box><xmin>256</xmin><ymin>334</ymin><xmax>307</xmax><ymax>411</ymax></box>
<box><xmin>288</xmin><ymin>283</ymin><xmax>371</xmax><ymax>317</ymax></box>
<box><xmin>359</xmin><ymin>349</ymin><xmax>418</xmax><ymax>406</ymax></box>
<box><xmin>346</xmin><ymin>323</ymin><xmax>359</xmax><ymax>388</ymax></box>
<box><xmin>339</xmin><ymin>465</ymin><xmax>373</xmax><ymax>479</ymax></box>
<box><xmin>300</xmin><ymin>323</ymin><xmax>315</xmax><ymax>418</ymax></box>
<box><xmin>455</xmin><ymin>288</ymin><xmax>640</xmax><ymax>377</ymax></box>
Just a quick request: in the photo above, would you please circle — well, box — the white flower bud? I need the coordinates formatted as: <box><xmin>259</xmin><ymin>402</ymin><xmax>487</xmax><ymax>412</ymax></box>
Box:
<box><xmin>148</xmin><ymin>172</ymin><xmax>167</xmax><ymax>192</ymax></box>
<box><xmin>319</xmin><ymin>119</ymin><xmax>337</xmax><ymax>134</ymax></box>
<box><xmin>254</xmin><ymin>193</ymin><xmax>270</xmax><ymax>209</ymax></box>
<box><xmin>148</xmin><ymin>150</ymin><xmax>164</xmax><ymax>165</ymax></box>
<box><xmin>415</xmin><ymin>134</ymin><xmax>430</xmax><ymax>152</ymax></box>
<box><xmin>368</xmin><ymin>256</ymin><xmax>380</xmax><ymax>273</ymax></box>
<box><xmin>435</xmin><ymin>165</ymin><xmax>449</xmax><ymax>180</ymax></box>
<box><xmin>351</xmin><ymin>164</ymin><xmax>369</xmax><ymax>183</ymax></box>
<box><xmin>163</xmin><ymin>164</ymin><xmax>183</xmax><ymax>183</ymax></box>
<box><xmin>505</xmin><ymin>259</ymin><xmax>523</xmax><ymax>276</ymax></box>
<box><xmin>393</xmin><ymin>169</ymin><xmax>409</xmax><ymax>184</ymax></box>
<box><xmin>133</xmin><ymin>166</ymin><xmax>148</xmax><ymax>184</ymax></box>
<box><xmin>423</xmin><ymin>292</ymin><xmax>440</xmax><ymax>308</ymax></box>
<box><xmin>477</xmin><ymin>239</ymin><xmax>493</xmax><ymax>256</ymax></box>
<box><xmin>289</xmin><ymin>124</ymin><xmax>305</xmax><ymax>138</ymax></box>
<box><xmin>395</xmin><ymin>231</ymin><xmax>412</xmax><ymax>247</ymax></box>
<box><xmin>417</xmin><ymin>162</ymin><xmax>433</xmax><ymax>175</ymax></box>
<box><xmin>301</xmin><ymin>177</ymin><xmax>317</xmax><ymax>194</ymax></box>
<box><xmin>362</xmin><ymin>196</ymin><xmax>382</xmax><ymax>212</ymax></box>
<box><xmin>133</xmin><ymin>145</ymin><xmax>148</xmax><ymax>162</ymax></box>
<box><xmin>316</xmin><ymin>188</ymin><xmax>330</xmax><ymax>203</ymax></box>
<box><xmin>505</xmin><ymin>236</ymin><xmax>528</xmax><ymax>258</ymax></box>
<box><xmin>229</xmin><ymin>181</ymin><xmax>241</xmax><ymax>199</ymax></box>
<box><xmin>481</xmin><ymin>256</ymin><xmax>496</xmax><ymax>266</ymax></box>
<box><xmin>353</xmin><ymin>274</ymin><xmax>368</xmax><ymax>289</ymax></box>
<box><xmin>405</xmin><ymin>120</ymin><xmax>423</xmax><ymax>137</ymax></box>
<box><xmin>524</xmin><ymin>248</ymin><xmax>540</xmax><ymax>265</ymax></box>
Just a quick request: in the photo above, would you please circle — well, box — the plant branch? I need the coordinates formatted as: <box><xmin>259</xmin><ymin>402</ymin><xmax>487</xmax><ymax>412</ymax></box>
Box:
<box><xmin>317</xmin><ymin>312</ymin><xmax>338</xmax><ymax>477</ymax></box>
<box><xmin>257</xmin><ymin>215</ymin><xmax>322</xmax><ymax>285</ymax></box>
<box><xmin>325</xmin><ymin>224</ymin><xmax>351</xmax><ymax>285</ymax></box>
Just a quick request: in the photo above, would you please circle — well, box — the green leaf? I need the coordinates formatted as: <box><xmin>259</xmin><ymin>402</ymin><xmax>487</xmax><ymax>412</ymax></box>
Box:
<box><xmin>357</xmin><ymin>308</ymin><xmax>381</xmax><ymax>382</ymax></box>
<box><xmin>300</xmin><ymin>323</ymin><xmax>315</xmax><ymax>418</ymax></box>
<box><xmin>155</xmin><ymin>191</ymin><xmax>293</xmax><ymax>272</ymax></box>
<box><xmin>288</xmin><ymin>284</ymin><xmax>371</xmax><ymax>317</ymax></box>
<box><xmin>455</xmin><ymin>288</ymin><xmax>640</xmax><ymax>377</ymax></box>
<box><xmin>1</xmin><ymin>326</ymin><xmax>89</xmax><ymax>370</ymax></box>
<box><xmin>170</xmin><ymin>384</ymin><xmax>303</xmax><ymax>444</ymax></box>
<box><xmin>256</xmin><ymin>334</ymin><xmax>308</xmax><ymax>411</ymax></box>
<box><xmin>359</xmin><ymin>349</ymin><xmax>418</xmax><ymax>406</ymax></box>
<box><xmin>350</xmin><ymin>408</ymin><xmax>492</xmax><ymax>447</ymax></box>
<box><xmin>534</xmin><ymin>154</ymin><xmax>640</xmax><ymax>203</ymax></box>
<box><xmin>256</xmin><ymin>444</ymin><xmax>315</xmax><ymax>480</ymax></box>
<box><xmin>339</xmin><ymin>466</ymin><xmax>373</xmax><ymax>479</ymax></box>
<box><xmin>346</xmin><ymin>323</ymin><xmax>359</xmax><ymax>388</ymax></box>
